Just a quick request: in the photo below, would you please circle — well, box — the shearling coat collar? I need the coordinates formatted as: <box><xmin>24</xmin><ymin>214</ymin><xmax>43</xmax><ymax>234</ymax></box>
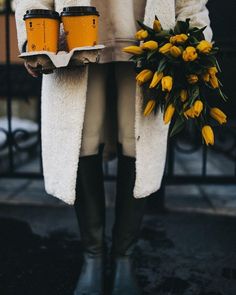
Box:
<box><xmin>15</xmin><ymin>0</ymin><xmax>212</xmax><ymax>204</ymax></box>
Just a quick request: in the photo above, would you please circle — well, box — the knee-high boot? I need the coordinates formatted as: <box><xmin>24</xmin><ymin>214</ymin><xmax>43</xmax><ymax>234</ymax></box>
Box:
<box><xmin>109</xmin><ymin>143</ymin><xmax>147</xmax><ymax>295</ymax></box>
<box><xmin>74</xmin><ymin>144</ymin><xmax>106</xmax><ymax>295</ymax></box>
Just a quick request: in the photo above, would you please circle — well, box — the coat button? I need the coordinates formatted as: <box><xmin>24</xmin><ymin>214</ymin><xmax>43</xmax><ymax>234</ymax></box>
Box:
<box><xmin>137</xmin><ymin>136</ymin><xmax>140</xmax><ymax>141</ymax></box>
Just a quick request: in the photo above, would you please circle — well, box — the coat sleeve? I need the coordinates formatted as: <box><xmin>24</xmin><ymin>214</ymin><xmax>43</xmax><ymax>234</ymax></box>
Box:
<box><xmin>175</xmin><ymin>0</ymin><xmax>213</xmax><ymax>42</ymax></box>
<box><xmin>15</xmin><ymin>0</ymin><xmax>54</xmax><ymax>53</ymax></box>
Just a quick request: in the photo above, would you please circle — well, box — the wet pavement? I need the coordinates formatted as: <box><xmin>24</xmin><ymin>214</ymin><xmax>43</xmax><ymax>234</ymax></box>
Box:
<box><xmin>0</xmin><ymin>155</ymin><xmax>236</xmax><ymax>295</ymax></box>
<box><xmin>0</xmin><ymin>201</ymin><xmax>236</xmax><ymax>295</ymax></box>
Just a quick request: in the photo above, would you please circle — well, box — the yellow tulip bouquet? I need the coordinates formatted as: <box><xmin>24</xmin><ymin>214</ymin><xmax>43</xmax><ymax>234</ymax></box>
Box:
<box><xmin>123</xmin><ymin>17</ymin><xmax>228</xmax><ymax>146</ymax></box>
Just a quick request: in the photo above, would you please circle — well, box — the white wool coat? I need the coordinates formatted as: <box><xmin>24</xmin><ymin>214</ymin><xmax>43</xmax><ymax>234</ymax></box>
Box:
<box><xmin>15</xmin><ymin>0</ymin><xmax>213</xmax><ymax>205</ymax></box>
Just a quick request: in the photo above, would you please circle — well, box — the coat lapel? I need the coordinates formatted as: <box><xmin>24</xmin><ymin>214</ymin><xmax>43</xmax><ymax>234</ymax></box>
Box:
<box><xmin>134</xmin><ymin>83</ymin><xmax>171</xmax><ymax>198</ymax></box>
<box><xmin>133</xmin><ymin>0</ymin><xmax>175</xmax><ymax>198</ymax></box>
<box><xmin>41</xmin><ymin>67</ymin><xmax>89</xmax><ymax>205</ymax></box>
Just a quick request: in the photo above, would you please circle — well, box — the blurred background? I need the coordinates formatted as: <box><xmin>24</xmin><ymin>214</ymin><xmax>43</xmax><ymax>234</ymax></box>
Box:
<box><xmin>0</xmin><ymin>0</ymin><xmax>236</xmax><ymax>294</ymax></box>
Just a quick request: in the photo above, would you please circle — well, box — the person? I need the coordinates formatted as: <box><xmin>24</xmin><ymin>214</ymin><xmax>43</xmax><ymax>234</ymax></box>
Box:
<box><xmin>15</xmin><ymin>0</ymin><xmax>213</xmax><ymax>294</ymax></box>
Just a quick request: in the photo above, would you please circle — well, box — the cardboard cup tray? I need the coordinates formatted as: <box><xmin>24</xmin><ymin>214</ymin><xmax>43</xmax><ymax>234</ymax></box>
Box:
<box><xmin>19</xmin><ymin>45</ymin><xmax>105</xmax><ymax>71</ymax></box>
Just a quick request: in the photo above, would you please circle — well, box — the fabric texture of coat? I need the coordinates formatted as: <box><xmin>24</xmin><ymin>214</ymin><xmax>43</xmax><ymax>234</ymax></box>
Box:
<box><xmin>15</xmin><ymin>0</ymin><xmax>213</xmax><ymax>205</ymax></box>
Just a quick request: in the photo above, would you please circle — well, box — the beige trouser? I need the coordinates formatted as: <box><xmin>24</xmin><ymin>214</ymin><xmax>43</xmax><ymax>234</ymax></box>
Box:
<box><xmin>80</xmin><ymin>62</ymin><xmax>136</xmax><ymax>157</ymax></box>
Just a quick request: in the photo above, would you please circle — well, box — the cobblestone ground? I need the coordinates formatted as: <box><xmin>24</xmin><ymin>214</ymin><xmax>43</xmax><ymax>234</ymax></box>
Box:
<box><xmin>0</xmin><ymin>204</ymin><xmax>235</xmax><ymax>295</ymax></box>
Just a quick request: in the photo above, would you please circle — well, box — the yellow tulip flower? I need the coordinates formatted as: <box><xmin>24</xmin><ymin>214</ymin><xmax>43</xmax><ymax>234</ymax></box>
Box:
<box><xmin>153</xmin><ymin>19</ymin><xmax>162</xmax><ymax>32</ymax></box>
<box><xmin>197</xmin><ymin>40</ymin><xmax>213</xmax><ymax>53</ymax></box>
<box><xmin>141</xmin><ymin>40</ymin><xmax>158</xmax><ymax>50</ymax></box>
<box><xmin>209</xmin><ymin>75</ymin><xmax>219</xmax><ymax>88</ymax></box>
<box><xmin>123</xmin><ymin>46</ymin><xmax>144</xmax><ymax>55</ymax></box>
<box><xmin>202</xmin><ymin>125</ymin><xmax>214</xmax><ymax>145</ymax></box>
<box><xmin>161</xmin><ymin>76</ymin><xmax>173</xmax><ymax>92</ymax></box>
<box><xmin>210</xmin><ymin>107</ymin><xmax>227</xmax><ymax>124</ymax></box>
<box><xmin>169</xmin><ymin>36</ymin><xmax>176</xmax><ymax>44</ymax></box>
<box><xmin>187</xmin><ymin>74</ymin><xmax>198</xmax><ymax>84</ymax></box>
<box><xmin>207</xmin><ymin>66</ymin><xmax>219</xmax><ymax>87</ymax></box>
<box><xmin>170</xmin><ymin>46</ymin><xmax>182</xmax><ymax>57</ymax></box>
<box><xmin>136</xmin><ymin>69</ymin><xmax>153</xmax><ymax>85</ymax></box>
<box><xmin>180</xmin><ymin>89</ymin><xmax>188</xmax><ymax>102</ymax></box>
<box><xmin>182</xmin><ymin>46</ymin><xmax>198</xmax><ymax>61</ymax></box>
<box><xmin>183</xmin><ymin>107</ymin><xmax>195</xmax><ymax>119</ymax></box>
<box><xmin>149</xmin><ymin>72</ymin><xmax>163</xmax><ymax>88</ymax></box>
<box><xmin>164</xmin><ymin>104</ymin><xmax>175</xmax><ymax>124</ymax></box>
<box><xmin>208</xmin><ymin>66</ymin><xmax>218</xmax><ymax>76</ymax></box>
<box><xmin>193</xmin><ymin>100</ymin><xmax>203</xmax><ymax>117</ymax></box>
<box><xmin>135</xmin><ymin>29</ymin><xmax>148</xmax><ymax>40</ymax></box>
<box><xmin>143</xmin><ymin>100</ymin><xmax>156</xmax><ymax>116</ymax></box>
<box><xmin>202</xmin><ymin>72</ymin><xmax>210</xmax><ymax>82</ymax></box>
<box><xmin>170</xmin><ymin>34</ymin><xmax>188</xmax><ymax>44</ymax></box>
<box><xmin>135</xmin><ymin>30</ymin><xmax>142</xmax><ymax>40</ymax></box>
<box><xmin>159</xmin><ymin>43</ymin><xmax>173</xmax><ymax>54</ymax></box>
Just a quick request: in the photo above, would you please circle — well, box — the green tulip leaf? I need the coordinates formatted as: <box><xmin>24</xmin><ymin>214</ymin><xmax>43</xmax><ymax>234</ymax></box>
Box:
<box><xmin>169</xmin><ymin>117</ymin><xmax>185</xmax><ymax>137</ymax></box>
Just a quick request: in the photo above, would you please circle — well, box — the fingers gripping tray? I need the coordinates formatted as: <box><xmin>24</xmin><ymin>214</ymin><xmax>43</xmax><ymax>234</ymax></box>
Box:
<box><xmin>19</xmin><ymin>45</ymin><xmax>105</xmax><ymax>71</ymax></box>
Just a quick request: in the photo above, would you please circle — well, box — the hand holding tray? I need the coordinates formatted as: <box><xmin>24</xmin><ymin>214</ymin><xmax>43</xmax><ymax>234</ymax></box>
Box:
<box><xmin>19</xmin><ymin>45</ymin><xmax>105</xmax><ymax>72</ymax></box>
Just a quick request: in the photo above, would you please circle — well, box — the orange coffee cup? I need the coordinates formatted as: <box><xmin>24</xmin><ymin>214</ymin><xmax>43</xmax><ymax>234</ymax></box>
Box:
<box><xmin>24</xmin><ymin>9</ymin><xmax>60</xmax><ymax>53</ymax></box>
<box><xmin>61</xmin><ymin>6</ymin><xmax>99</xmax><ymax>51</ymax></box>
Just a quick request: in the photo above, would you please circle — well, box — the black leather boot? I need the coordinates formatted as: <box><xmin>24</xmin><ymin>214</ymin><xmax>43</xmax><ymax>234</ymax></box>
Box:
<box><xmin>74</xmin><ymin>144</ymin><xmax>106</xmax><ymax>295</ymax></box>
<box><xmin>109</xmin><ymin>143</ymin><xmax>147</xmax><ymax>295</ymax></box>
